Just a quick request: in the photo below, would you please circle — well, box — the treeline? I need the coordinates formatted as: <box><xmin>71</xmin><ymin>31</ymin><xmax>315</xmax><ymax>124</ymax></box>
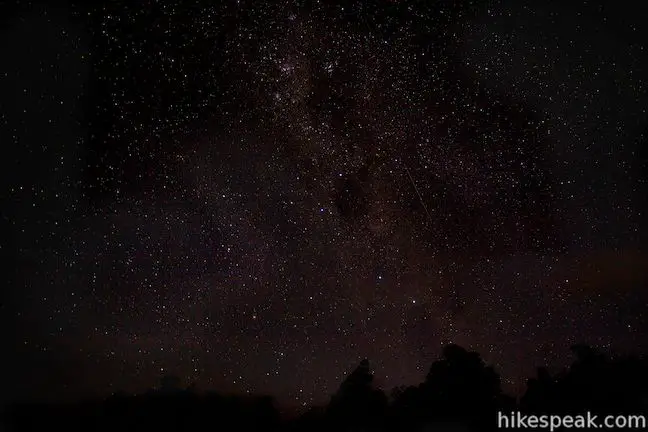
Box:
<box><xmin>4</xmin><ymin>344</ymin><xmax>648</xmax><ymax>431</ymax></box>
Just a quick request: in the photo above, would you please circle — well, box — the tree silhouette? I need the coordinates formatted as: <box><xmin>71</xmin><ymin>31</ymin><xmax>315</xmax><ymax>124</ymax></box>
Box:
<box><xmin>516</xmin><ymin>344</ymin><xmax>648</xmax><ymax>422</ymax></box>
<box><xmin>327</xmin><ymin>358</ymin><xmax>388</xmax><ymax>431</ymax></box>
<box><xmin>5</xmin><ymin>343</ymin><xmax>648</xmax><ymax>432</ymax></box>
<box><xmin>159</xmin><ymin>374</ymin><xmax>182</xmax><ymax>393</ymax></box>
<box><xmin>423</xmin><ymin>345</ymin><xmax>502</xmax><ymax>415</ymax></box>
<box><xmin>387</xmin><ymin>344</ymin><xmax>500</xmax><ymax>431</ymax></box>
<box><xmin>520</xmin><ymin>366</ymin><xmax>555</xmax><ymax>413</ymax></box>
<box><xmin>389</xmin><ymin>344</ymin><xmax>506</xmax><ymax>431</ymax></box>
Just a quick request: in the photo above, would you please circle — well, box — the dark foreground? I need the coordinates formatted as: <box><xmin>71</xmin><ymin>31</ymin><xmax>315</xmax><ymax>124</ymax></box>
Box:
<box><xmin>4</xmin><ymin>344</ymin><xmax>648</xmax><ymax>431</ymax></box>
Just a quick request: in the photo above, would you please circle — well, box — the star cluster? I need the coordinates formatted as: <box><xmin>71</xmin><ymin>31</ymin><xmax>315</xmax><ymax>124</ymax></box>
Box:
<box><xmin>3</xmin><ymin>0</ymin><xmax>648</xmax><ymax>408</ymax></box>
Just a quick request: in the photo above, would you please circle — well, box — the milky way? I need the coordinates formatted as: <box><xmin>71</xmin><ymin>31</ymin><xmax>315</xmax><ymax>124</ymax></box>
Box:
<box><xmin>3</xmin><ymin>0</ymin><xmax>648</xmax><ymax>407</ymax></box>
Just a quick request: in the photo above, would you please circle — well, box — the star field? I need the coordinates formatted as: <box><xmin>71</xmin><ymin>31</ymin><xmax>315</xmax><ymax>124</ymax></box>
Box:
<box><xmin>3</xmin><ymin>0</ymin><xmax>648</xmax><ymax>408</ymax></box>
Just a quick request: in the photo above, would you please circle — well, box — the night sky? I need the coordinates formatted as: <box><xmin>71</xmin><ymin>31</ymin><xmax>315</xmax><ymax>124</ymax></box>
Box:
<box><xmin>2</xmin><ymin>0</ymin><xmax>648</xmax><ymax>408</ymax></box>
